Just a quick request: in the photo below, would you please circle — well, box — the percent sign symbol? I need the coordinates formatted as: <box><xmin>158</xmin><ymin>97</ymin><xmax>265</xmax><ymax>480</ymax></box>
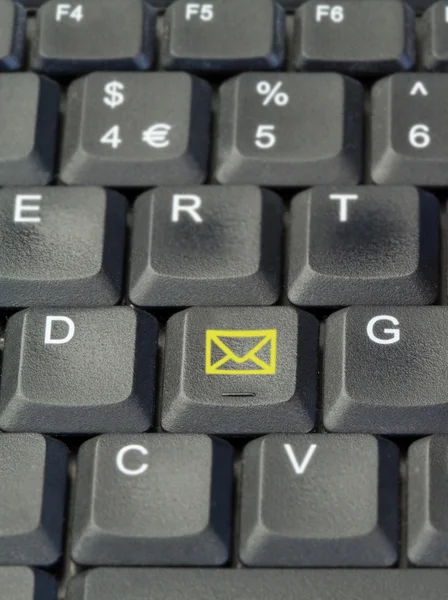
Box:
<box><xmin>256</xmin><ymin>81</ymin><xmax>289</xmax><ymax>106</ymax></box>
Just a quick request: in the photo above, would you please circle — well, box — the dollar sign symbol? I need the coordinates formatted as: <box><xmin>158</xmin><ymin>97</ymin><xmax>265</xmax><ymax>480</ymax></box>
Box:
<box><xmin>103</xmin><ymin>81</ymin><xmax>125</xmax><ymax>109</ymax></box>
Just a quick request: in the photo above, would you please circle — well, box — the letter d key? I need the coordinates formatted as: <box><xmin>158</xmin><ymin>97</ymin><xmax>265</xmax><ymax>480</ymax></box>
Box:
<box><xmin>0</xmin><ymin>307</ymin><xmax>158</xmax><ymax>434</ymax></box>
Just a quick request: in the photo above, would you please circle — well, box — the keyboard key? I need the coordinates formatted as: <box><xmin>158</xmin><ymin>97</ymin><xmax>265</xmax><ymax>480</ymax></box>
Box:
<box><xmin>31</xmin><ymin>0</ymin><xmax>155</xmax><ymax>74</ymax></box>
<box><xmin>324</xmin><ymin>307</ymin><xmax>448</xmax><ymax>434</ymax></box>
<box><xmin>278</xmin><ymin>0</ymin><xmax>306</xmax><ymax>6</ymax></box>
<box><xmin>0</xmin><ymin>308</ymin><xmax>158</xmax><ymax>434</ymax></box>
<box><xmin>0</xmin><ymin>434</ymin><xmax>68</xmax><ymax>565</ymax></box>
<box><xmin>17</xmin><ymin>0</ymin><xmax>46</xmax><ymax>5</ymax></box>
<box><xmin>1</xmin><ymin>567</ymin><xmax>57</xmax><ymax>600</ymax></box>
<box><xmin>66</xmin><ymin>568</ymin><xmax>448</xmax><ymax>600</ymax></box>
<box><xmin>408</xmin><ymin>435</ymin><xmax>448</xmax><ymax>565</ymax></box>
<box><xmin>160</xmin><ymin>0</ymin><xmax>285</xmax><ymax>72</ymax></box>
<box><xmin>60</xmin><ymin>73</ymin><xmax>211</xmax><ymax>186</ymax></box>
<box><xmin>214</xmin><ymin>73</ymin><xmax>363</xmax><ymax>186</ymax></box>
<box><xmin>149</xmin><ymin>0</ymin><xmax>174</xmax><ymax>6</ymax></box>
<box><xmin>0</xmin><ymin>187</ymin><xmax>126</xmax><ymax>307</ymax></box>
<box><xmin>71</xmin><ymin>434</ymin><xmax>233</xmax><ymax>565</ymax></box>
<box><xmin>370</xmin><ymin>74</ymin><xmax>448</xmax><ymax>185</ymax></box>
<box><xmin>293</xmin><ymin>0</ymin><xmax>415</xmax><ymax>75</ymax></box>
<box><xmin>240</xmin><ymin>434</ymin><xmax>399</xmax><ymax>566</ymax></box>
<box><xmin>421</xmin><ymin>1</ymin><xmax>448</xmax><ymax>71</ymax></box>
<box><xmin>129</xmin><ymin>186</ymin><xmax>283</xmax><ymax>307</ymax></box>
<box><xmin>161</xmin><ymin>307</ymin><xmax>318</xmax><ymax>434</ymax></box>
<box><xmin>0</xmin><ymin>74</ymin><xmax>59</xmax><ymax>185</ymax></box>
<box><xmin>408</xmin><ymin>0</ymin><xmax>438</xmax><ymax>11</ymax></box>
<box><xmin>287</xmin><ymin>186</ymin><xmax>439</xmax><ymax>306</ymax></box>
<box><xmin>0</xmin><ymin>0</ymin><xmax>26</xmax><ymax>71</ymax></box>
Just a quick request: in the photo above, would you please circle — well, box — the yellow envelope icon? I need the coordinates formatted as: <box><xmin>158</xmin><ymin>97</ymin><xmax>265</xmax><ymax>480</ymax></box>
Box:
<box><xmin>205</xmin><ymin>329</ymin><xmax>277</xmax><ymax>375</ymax></box>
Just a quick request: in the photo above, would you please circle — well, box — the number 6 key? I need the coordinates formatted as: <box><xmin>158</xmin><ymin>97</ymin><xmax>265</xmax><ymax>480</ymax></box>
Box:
<box><xmin>370</xmin><ymin>74</ymin><xmax>448</xmax><ymax>186</ymax></box>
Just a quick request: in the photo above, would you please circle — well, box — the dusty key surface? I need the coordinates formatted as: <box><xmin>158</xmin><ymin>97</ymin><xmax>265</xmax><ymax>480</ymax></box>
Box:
<box><xmin>71</xmin><ymin>434</ymin><xmax>233</xmax><ymax>565</ymax></box>
<box><xmin>66</xmin><ymin>568</ymin><xmax>448</xmax><ymax>600</ymax></box>
<box><xmin>239</xmin><ymin>434</ymin><xmax>399</xmax><ymax>566</ymax></box>
<box><xmin>0</xmin><ymin>307</ymin><xmax>158</xmax><ymax>434</ymax></box>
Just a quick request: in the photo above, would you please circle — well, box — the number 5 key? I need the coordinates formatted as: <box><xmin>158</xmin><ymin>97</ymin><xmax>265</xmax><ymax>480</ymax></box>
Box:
<box><xmin>214</xmin><ymin>73</ymin><xmax>364</xmax><ymax>187</ymax></box>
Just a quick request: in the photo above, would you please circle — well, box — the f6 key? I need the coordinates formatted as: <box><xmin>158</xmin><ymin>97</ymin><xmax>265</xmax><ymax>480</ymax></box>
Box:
<box><xmin>293</xmin><ymin>0</ymin><xmax>415</xmax><ymax>75</ymax></box>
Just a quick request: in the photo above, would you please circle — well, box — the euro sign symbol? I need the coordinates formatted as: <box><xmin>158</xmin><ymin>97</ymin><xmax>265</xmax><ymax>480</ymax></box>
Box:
<box><xmin>142</xmin><ymin>123</ymin><xmax>172</xmax><ymax>148</ymax></box>
<box><xmin>103</xmin><ymin>81</ymin><xmax>125</xmax><ymax>109</ymax></box>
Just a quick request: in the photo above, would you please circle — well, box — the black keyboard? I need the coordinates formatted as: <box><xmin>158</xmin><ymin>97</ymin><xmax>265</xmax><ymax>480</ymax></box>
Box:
<box><xmin>2</xmin><ymin>0</ymin><xmax>448</xmax><ymax>598</ymax></box>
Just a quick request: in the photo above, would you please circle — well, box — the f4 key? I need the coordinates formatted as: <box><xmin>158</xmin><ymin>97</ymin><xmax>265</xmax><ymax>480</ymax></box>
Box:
<box><xmin>32</xmin><ymin>0</ymin><xmax>156</xmax><ymax>74</ymax></box>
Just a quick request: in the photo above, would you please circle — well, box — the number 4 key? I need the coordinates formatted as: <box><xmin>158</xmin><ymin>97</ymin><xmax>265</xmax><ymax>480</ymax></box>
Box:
<box><xmin>370</xmin><ymin>74</ymin><xmax>448</xmax><ymax>186</ymax></box>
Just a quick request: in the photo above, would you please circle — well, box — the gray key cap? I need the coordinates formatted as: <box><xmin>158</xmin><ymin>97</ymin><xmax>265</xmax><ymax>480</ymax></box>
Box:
<box><xmin>0</xmin><ymin>0</ymin><xmax>26</xmax><ymax>71</ymax></box>
<box><xmin>408</xmin><ymin>0</ymin><xmax>437</xmax><ymax>11</ymax></box>
<box><xmin>214</xmin><ymin>73</ymin><xmax>363</xmax><ymax>186</ymax></box>
<box><xmin>0</xmin><ymin>74</ymin><xmax>59</xmax><ymax>185</ymax></box>
<box><xmin>1</xmin><ymin>567</ymin><xmax>57</xmax><ymax>600</ymax></box>
<box><xmin>277</xmin><ymin>0</ymin><xmax>307</xmax><ymax>6</ymax></box>
<box><xmin>148</xmin><ymin>0</ymin><xmax>174</xmax><ymax>6</ymax></box>
<box><xmin>0</xmin><ymin>307</ymin><xmax>158</xmax><ymax>434</ymax></box>
<box><xmin>71</xmin><ymin>434</ymin><xmax>233</xmax><ymax>565</ymax></box>
<box><xmin>370</xmin><ymin>74</ymin><xmax>448</xmax><ymax>185</ymax></box>
<box><xmin>287</xmin><ymin>186</ymin><xmax>439</xmax><ymax>306</ymax></box>
<box><xmin>420</xmin><ymin>1</ymin><xmax>448</xmax><ymax>71</ymax></box>
<box><xmin>324</xmin><ymin>307</ymin><xmax>448</xmax><ymax>434</ymax></box>
<box><xmin>66</xmin><ymin>568</ymin><xmax>448</xmax><ymax>600</ymax></box>
<box><xmin>408</xmin><ymin>435</ymin><xmax>448</xmax><ymax>565</ymax></box>
<box><xmin>0</xmin><ymin>434</ymin><xmax>68</xmax><ymax>565</ymax></box>
<box><xmin>60</xmin><ymin>73</ymin><xmax>211</xmax><ymax>186</ymax></box>
<box><xmin>0</xmin><ymin>187</ymin><xmax>126</xmax><ymax>307</ymax></box>
<box><xmin>161</xmin><ymin>307</ymin><xmax>318</xmax><ymax>434</ymax></box>
<box><xmin>240</xmin><ymin>434</ymin><xmax>399</xmax><ymax>566</ymax></box>
<box><xmin>293</xmin><ymin>0</ymin><xmax>414</xmax><ymax>75</ymax></box>
<box><xmin>160</xmin><ymin>0</ymin><xmax>285</xmax><ymax>72</ymax></box>
<box><xmin>31</xmin><ymin>0</ymin><xmax>155</xmax><ymax>74</ymax></box>
<box><xmin>129</xmin><ymin>186</ymin><xmax>283</xmax><ymax>307</ymax></box>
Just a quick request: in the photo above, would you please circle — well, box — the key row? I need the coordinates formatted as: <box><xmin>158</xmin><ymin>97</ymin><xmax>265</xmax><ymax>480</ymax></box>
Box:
<box><xmin>1</xmin><ymin>432</ymin><xmax>447</xmax><ymax>567</ymax></box>
<box><xmin>4</xmin><ymin>0</ymin><xmax>448</xmax><ymax>75</ymax></box>
<box><xmin>16</xmin><ymin>0</ymin><xmax>443</xmax><ymax>11</ymax></box>
<box><xmin>2</xmin><ymin>306</ymin><xmax>448</xmax><ymax>435</ymax></box>
<box><xmin>8</xmin><ymin>72</ymin><xmax>448</xmax><ymax>187</ymax></box>
<box><xmin>0</xmin><ymin>185</ymin><xmax>439</xmax><ymax>308</ymax></box>
<box><xmin>6</xmin><ymin>567</ymin><xmax>448</xmax><ymax>600</ymax></box>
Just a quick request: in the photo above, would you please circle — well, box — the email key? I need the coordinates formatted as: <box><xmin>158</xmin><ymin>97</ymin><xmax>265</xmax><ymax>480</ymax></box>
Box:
<box><xmin>161</xmin><ymin>307</ymin><xmax>319</xmax><ymax>434</ymax></box>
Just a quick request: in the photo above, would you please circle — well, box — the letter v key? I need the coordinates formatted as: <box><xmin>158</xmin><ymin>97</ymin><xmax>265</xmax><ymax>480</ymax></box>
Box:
<box><xmin>284</xmin><ymin>443</ymin><xmax>317</xmax><ymax>475</ymax></box>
